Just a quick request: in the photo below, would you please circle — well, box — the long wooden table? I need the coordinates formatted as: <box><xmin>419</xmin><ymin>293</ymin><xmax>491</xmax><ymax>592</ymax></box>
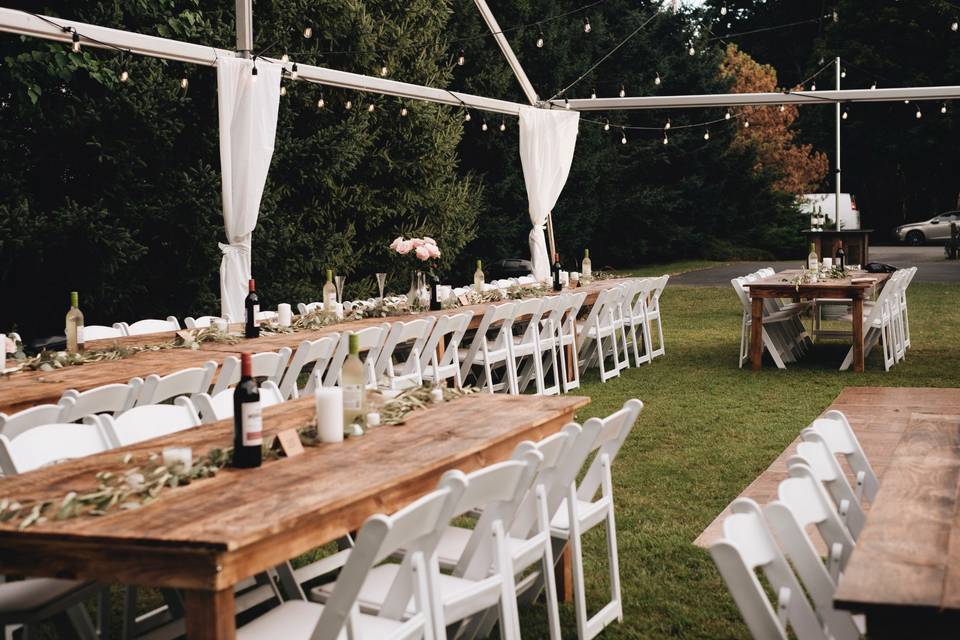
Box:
<box><xmin>834</xmin><ymin>411</ymin><xmax>960</xmax><ymax>638</ymax></box>
<box><xmin>0</xmin><ymin>393</ymin><xmax>589</xmax><ymax>639</ymax></box>
<box><xmin>743</xmin><ymin>270</ymin><xmax>889</xmax><ymax>372</ymax></box>
<box><xmin>0</xmin><ymin>278</ymin><xmax>627</xmax><ymax>415</ymax></box>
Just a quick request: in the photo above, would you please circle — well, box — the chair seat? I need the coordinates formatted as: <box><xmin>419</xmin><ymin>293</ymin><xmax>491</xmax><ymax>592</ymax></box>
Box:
<box><xmin>237</xmin><ymin>599</ymin><xmax>411</xmax><ymax>640</ymax></box>
<box><xmin>0</xmin><ymin>578</ymin><xmax>91</xmax><ymax>616</ymax></box>
<box><xmin>550</xmin><ymin>497</ymin><xmax>610</xmax><ymax>536</ymax></box>
<box><xmin>434</xmin><ymin>525</ymin><xmax>533</xmax><ymax>570</ymax></box>
<box><xmin>458</xmin><ymin>347</ymin><xmax>509</xmax><ymax>364</ymax></box>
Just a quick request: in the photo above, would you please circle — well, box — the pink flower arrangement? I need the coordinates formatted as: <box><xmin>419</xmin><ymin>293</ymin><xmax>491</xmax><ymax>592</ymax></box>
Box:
<box><xmin>390</xmin><ymin>236</ymin><xmax>441</xmax><ymax>262</ymax></box>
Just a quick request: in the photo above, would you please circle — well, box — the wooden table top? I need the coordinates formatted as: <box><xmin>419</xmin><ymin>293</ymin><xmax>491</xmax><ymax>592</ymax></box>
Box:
<box><xmin>0</xmin><ymin>393</ymin><xmax>589</xmax><ymax>590</ymax></box>
<box><xmin>835</xmin><ymin>410</ymin><xmax>960</xmax><ymax>614</ymax></box>
<box><xmin>0</xmin><ymin>278</ymin><xmax>628</xmax><ymax>414</ymax></box>
<box><xmin>743</xmin><ymin>269</ymin><xmax>889</xmax><ymax>298</ymax></box>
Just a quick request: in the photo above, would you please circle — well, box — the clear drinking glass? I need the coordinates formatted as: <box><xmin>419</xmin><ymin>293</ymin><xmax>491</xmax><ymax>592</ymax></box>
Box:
<box><xmin>334</xmin><ymin>275</ymin><xmax>347</xmax><ymax>303</ymax></box>
<box><xmin>376</xmin><ymin>272</ymin><xmax>387</xmax><ymax>301</ymax></box>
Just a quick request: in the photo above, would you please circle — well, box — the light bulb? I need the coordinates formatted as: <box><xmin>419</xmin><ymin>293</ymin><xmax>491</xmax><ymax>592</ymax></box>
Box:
<box><xmin>904</xmin><ymin>99</ymin><xmax>910</xmax><ymax>104</ymax></box>
<box><xmin>71</xmin><ymin>32</ymin><xmax>81</xmax><ymax>53</ymax></box>
<box><xmin>779</xmin><ymin>104</ymin><xmax>785</xmax><ymax>112</ymax></box>
<box><xmin>703</xmin><ymin>129</ymin><xmax>710</xmax><ymax>140</ymax></box>
<box><xmin>345</xmin><ymin>99</ymin><xmax>352</xmax><ymax>110</ymax></box>
<box><xmin>870</xmin><ymin>81</ymin><xmax>877</xmax><ymax>90</ymax></box>
<box><xmin>842</xmin><ymin>109</ymin><xmax>848</xmax><ymax>120</ymax></box>
<box><xmin>663</xmin><ymin>134</ymin><xmax>669</xmax><ymax>145</ymax></box>
<box><xmin>457</xmin><ymin>50</ymin><xmax>465</xmax><ymax>66</ymax></box>
<box><xmin>537</xmin><ymin>32</ymin><xmax>544</xmax><ymax>48</ymax></box>
<box><xmin>665</xmin><ymin>119</ymin><xmax>671</xmax><ymax>130</ymax></box>
<box><xmin>840</xmin><ymin>69</ymin><xmax>846</xmax><ymax>78</ymax></box>
<box><xmin>119</xmin><ymin>70</ymin><xmax>129</xmax><ymax>82</ymax></box>
<box><xmin>619</xmin><ymin>85</ymin><xmax>626</xmax><ymax>98</ymax></box>
<box><xmin>620</xmin><ymin>130</ymin><xmax>627</xmax><ymax>144</ymax></box>
<box><xmin>380</xmin><ymin>65</ymin><xmax>388</xmax><ymax>77</ymax></box>
<box><xmin>720</xmin><ymin>4</ymin><xmax>728</xmax><ymax>15</ymax></box>
<box><xmin>303</xmin><ymin>26</ymin><xmax>313</xmax><ymax>38</ymax></box>
<box><xmin>317</xmin><ymin>96</ymin><xmax>325</xmax><ymax>108</ymax></box>
<box><xmin>400</xmin><ymin>106</ymin><xmax>408</xmax><ymax>117</ymax></box>
<box><xmin>367</xmin><ymin>103</ymin><xmax>375</xmax><ymax>112</ymax></box>
<box><xmin>564</xmin><ymin>97</ymin><xmax>571</xmax><ymax>110</ymax></box>
<box><xmin>953</xmin><ymin>20</ymin><xmax>959</xmax><ymax>31</ymax></box>
<box><xmin>725</xmin><ymin>110</ymin><xmax>732</xmax><ymax>120</ymax></box>
<box><xmin>832</xmin><ymin>10</ymin><xmax>839</xmax><ymax>22</ymax></box>
<box><xmin>583</xmin><ymin>17</ymin><xmax>592</xmax><ymax>33</ymax></box>
<box><xmin>654</xmin><ymin>72</ymin><xmax>661</xmax><ymax>86</ymax></box>
<box><xmin>251</xmin><ymin>66</ymin><xmax>258</xmax><ymax>83</ymax></box>
<box><xmin>916</xmin><ymin>108</ymin><xmax>922</xmax><ymax>119</ymax></box>
<box><xmin>942</xmin><ymin>104</ymin><xmax>948</xmax><ymax>114</ymax></box>
<box><xmin>464</xmin><ymin>111</ymin><xmax>472</xmax><ymax>122</ymax></box>
<box><xmin>281</xmin><ymin>53</ymin><xmax>289</xmax><ymax>63</ymax></box>
<box><xmin>744</xmin><ymin>120</ymin><xmax>750</xmax><ymax>128</ymax></box>
<box><xmin>499</xmin><ymin>120</ymin><xmax>506</xmax><ymax>132</ymax></box>
<box><xmin>590</xmin><ymin>88</ymin><xmax>597</xmax><ymax>99</ymax></box>
<box><xmin>688</xmin><ymin>45</ymin><xmax>696</xmax><ymax>56</ymax></box>
<box><xmin>603</xmin><ymin>119</ymin><xmax>610</xmax><ymax>131</ymax></box>
<box><xmin>180</xmin><ymin>77</ymin><xmax>189</xmax><ymax>90</ymax></box>
<box><xmin>291</xmin><ymin>63</ymin><xmax>299</xmax><ymax>80</ymax></box>
<box><xmin>481</xmin><ymin>120</ymin><xmax>488</xmax><ymax>132</ymax></box>
<box><xmin>280</xmin><ymin>86</ymin><xmax>287</xmax><ymax>96</ymax></box>
<box><xmin>811</xmin><ymin>82</ymin><xmax>816</xmax><ymax>91</ymax></box>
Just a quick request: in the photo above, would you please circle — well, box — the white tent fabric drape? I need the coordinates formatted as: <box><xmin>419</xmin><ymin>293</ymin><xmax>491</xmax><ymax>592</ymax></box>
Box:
<box><xmin>216</xmin><ymin>57</ymin><xmax>281</xmax><ymax>321</ymax></box>
<box><xmin>518</xmin><ymin>106</ymin><xmax>580</xmax><ymax>281</ymax></box>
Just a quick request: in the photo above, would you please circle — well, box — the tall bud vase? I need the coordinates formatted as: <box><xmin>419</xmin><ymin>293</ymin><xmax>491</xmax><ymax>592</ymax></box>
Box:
<box><xmin>407</xmin><ymin>271</ymin><xmax>421</xmax><ymax>308</ymax></box>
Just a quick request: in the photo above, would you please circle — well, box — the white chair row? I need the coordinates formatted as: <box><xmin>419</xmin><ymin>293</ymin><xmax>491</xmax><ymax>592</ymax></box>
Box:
<box><xmin>711</xmin><ymin>410</ymin><xmax>879</xmax><ymax>639</ymax></box>
<box><xmin>243</xmin><ymin>398</ymin><xmax>643</xmax><ymax>640</ymax></box>
<box><xmin>839</xmin><ymin>267</ymin><xmax>916</xmax><ymax>371</ymax></box>
<box><xmin>732</xmin><ymin>269</ymin><xmax>812</xmax><ymax>369</ymax></box>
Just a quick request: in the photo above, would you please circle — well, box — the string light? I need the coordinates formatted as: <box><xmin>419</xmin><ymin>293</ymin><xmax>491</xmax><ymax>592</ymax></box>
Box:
<box><xmin>904</xmin><ymin>99</ymin><xmax>910</xmax><ymax>104</ymax></box>
<box><xmin>536</xmin><ymin>30</ymin><xmax>545</xmax><ymax>48</ymax></box>
<box><xmin>317</xmin><ymin>94</ymin><xmax>325</xmax><ymax>109</ymax></box>
<box><xmin>703</xmin><ymin>128</ymin><xmax>710</xmax><ymax>140</ymax></box>
<box><xmin>280</xmin><ymin>86</ymin><xmax>287</xmax><ymax>96</ymax></box>
<box><xmin>942</xmin><ymin>103</ymin><xmax>948</xmax><ymax>114</ymax></box>
<box><xmin>590</xmin><ymin>88</ymin><xmax>597</xmax><ymax>99</ymax></box>
<box><xmin>779</xmin><ymin>104</ymin><xmax>785</xmax><ymax>112</ymax></box>
<box><xmin>457</xmin><ymin>50</ymin><xmax>466</xmax><ymax>66</ymax></box>
<box><xmin>464</xmin><ymin>110</ymin><xmax>472</xmax><ymax>122</ymax></box>
<box><xmin>481</xmin><ymin>119</ymin><xmax>489</xmax><ymax>132</ymax></box>
<box><xmin>119</xmin><ymin>68</ymin><xmax>129</xmax><ymax>83</ymax></box>
<box><xmin>400</xmin><ymin>105</ymin><xmax>408</xmax><ymax>117</ymax></box>
<box><xmin>842</xmin><ymin>108</ymin><xmax>849</xmax><ymax>120</ymax></box>
<box><xmin>662</xmin><ymin>132</ymin><xmax>669</xmax><ymax>145</ymax></box>
<box><xmin>367</xmin><ymin>102</ymin><xmax>376</xmax><ymax>112</ymax></box>
<box><xmin>688</xmin><ymin>44</ymin><xmax>696</xmax><ymax>56</ymax></box>
<box><xmin>603</xmin><ymin>119</ymin><xmax>610</xmax><ymax>131</ymax></box>
<box><xmin>720</xmin><ymin>4</ymin><xmax>728</xmax><ymax>15</ymax></box>
<box><xmin>811</xmin><ymin>82</ymin><xmax>816</xmax><ymax>91</ymax></box>
<box><xmin>71</xmin><ymin>31</ymin><xmax>81</xmax><ymax>53</ymax></box>
<box><xmin>915</xmin><ymin>106</ymin><xmax>922</xmax><ymax>119</ymax></box>
<box><xmin>654</xmin><ymin>72</ymin><xmax>661</xmax><ymax>86</ymax></box>
<box><xmin>840</xmin><ymin>68</ymin><xmax>846</xmax><ymax>78</ymax></box>
<box><xmin>499</xmin><ymin>119</ymin><xmax>506</xmax><ymax>132</ymax></box>
<box><xmin>583</xmin><ymin>17</ymin><xmax>592</xmax><ymax>33</ymax></box>
<box><xmin>281</xmin><ymin>53</ymin><xmax>289</xmax><ymax>63</ymax></box>
<box><xmin>725</xmin><ymin>110</ymin><xmax>732</xmax><ymax>120</ymax></box>
<box><xmin>832</xmin><ymin>9</ymin><xmax>839</xmax><ymax>22</ymax></box>
<box><xmin>564</xmin><ymin>97</ymin><xmax>571</xmax><ymax>110</ymax></box>
<box><xmin>303</xmin><ymin>26</ymin><xmax>313</xmax><ymax>38</ymax></box>
<box><xmin>952</xmin><ymin>19</ymin><xmax>959</xmax><ymax>31</ymax></box>
<box><xmin>180</xmin><ymin>77</ymin><xmax>189</xmax><ymax>90</ymax></box>
<box><xmin>345</xmin><ymin>99</ymin><xmax>353</xmax><ymax>110</ymax></box>
<box><xmin>619</xmin><ymin>84</ymin><xmax>626</xmax><ymax>98</ymax></box>
<box><xmin>291</xmin><ymin>63</ymin><xmax>299</xmax><ymax>80</ymax></box>
<box><xmin>379</xmin><ymin>64</ymin><xmax>389</xmax><ymax>77</ymax></box>
<box><xmin>620</xmin><ymin>128</ymin><xmax>627</xmax><ymax>144</ymax></box>
<box><xmin>664</xmin><ymin>118</ymin><xmax>671</xmax><ymax>130</ymax></box>
<box><xmin>743</xmin><ymin>119</ymin><xmax>750</xmax><ymax>128</ymax></box>
<box><xmin>870</xmin><ymin>81</ymin><xmax>877</xmax><ymax>90</ymax></box>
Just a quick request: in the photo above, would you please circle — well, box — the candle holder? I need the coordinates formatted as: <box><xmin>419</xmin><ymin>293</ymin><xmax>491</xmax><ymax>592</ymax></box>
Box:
<box><xmin>376</xmin><ymin>272</ymin><xmax>388</xmax><ymax>301</ymax></box>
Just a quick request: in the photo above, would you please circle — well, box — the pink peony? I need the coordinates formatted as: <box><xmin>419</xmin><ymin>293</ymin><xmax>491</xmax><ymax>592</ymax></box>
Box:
<box><xmin>389</xmin><ymin>236</ymin><xmax>404</xmax><ymax>250</ymax></box>
<box><xmin>395</xmin><ymin>240</ymin><xmax>414</xmax><ymax>255</ymax></box>
<box><xmin>422</xmin><ymin>236</ymin><xmax>437</xmax><ymax>245</ymax></box>
<box><xmin>4</xmin><ymin>336</ymin><xmax>14</xmax><ymax>354</ymax></box>
<box><xmin>414</xmin><ymin>245</ymin><xmax>432</xmax><ymax>261</ymax></box>
<box><xmin>427</xmin><ymin>243</ymin><xmax>441</xmax><ymax>259</ymax></box>
<box><xmin>410</xmin><ymin>238</ymin><xmax>426</xmax><ymax>248</ymax></box>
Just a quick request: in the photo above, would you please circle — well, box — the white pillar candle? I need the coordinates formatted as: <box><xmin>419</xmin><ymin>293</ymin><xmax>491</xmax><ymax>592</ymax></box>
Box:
<box><xmin>365</xmin><ymin>412</ymin><xmax>381</xmax><ymax>428</ymax></box>
<box><xmin>162</xmin><ymin>447</ymin><xmax>192</xmax><ymax>472</ymax></box>
<box><xmin>333</xmin><ymin>302</ymin><xmax>344</xmax><ymax>320</ymax></box>
<box><xmin>277</xmin><ymin>303</ymin><xmax>293</xmax><ymax>327</ymax></box>
<box><xmin>314</xmin><ymin>384</ymin><xmax>344</xmax><ymax>443</ymax></box>
<box><xmin>430</xmin><ymin>387</ymin><xmax>444</xmax><ymax>404</ymax></box>
<box><xmin>560</xmin><ymin>271</ymin><xmax>570</xmax><ymax>286</ymax></box>
<box><xmin>822</xmin><ymin>257</ymin><xmax>833</xmax><ymax>269</ymax></box>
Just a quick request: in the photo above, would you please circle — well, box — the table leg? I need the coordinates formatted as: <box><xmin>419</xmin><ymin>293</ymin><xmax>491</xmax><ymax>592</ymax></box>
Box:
<box><xmin>852</xmin><ymin>295</ymin><xmax>865</xmax><ymax>372</ymax></box>
<box><xmin>750</xmin><ymin>297</ymin><xmax>764</xmax><ymax>370</ymax></box>
<box><xmin>184</xmin><ymin>588</ymin><xmax>235</xmax><ymax>640</ymax></box>
<box><xmin>554</xmin><ymin>545</ymin><xmax>574</xmax><ymax>603</ymax></box>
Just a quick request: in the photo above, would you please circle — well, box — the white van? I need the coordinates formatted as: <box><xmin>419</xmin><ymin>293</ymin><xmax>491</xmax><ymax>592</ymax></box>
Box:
<box><xmin>800</xmin><ymin>193</ymin><xmax>861</xmax><ymax>230</ymax></box>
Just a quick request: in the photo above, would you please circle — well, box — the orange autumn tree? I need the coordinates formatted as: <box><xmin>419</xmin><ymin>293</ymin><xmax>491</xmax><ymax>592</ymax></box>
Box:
<box><xmin>719</xmin><ymin>44</ymin><xmax>828</xmax><ymax>195</ymax></box>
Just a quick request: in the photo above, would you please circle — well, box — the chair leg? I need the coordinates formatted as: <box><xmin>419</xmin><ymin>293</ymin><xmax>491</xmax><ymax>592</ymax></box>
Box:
<box><xmin>64</xmin><ymin>603</ymin><xmax>99</xmax><ymax>640</ymax></box>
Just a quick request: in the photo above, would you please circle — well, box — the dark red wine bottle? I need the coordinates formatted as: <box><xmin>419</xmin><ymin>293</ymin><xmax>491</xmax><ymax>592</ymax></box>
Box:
<box><xmin>835</xmin><ymin>241</ymin><xmax>846</xmax><ymax>272</ymax></box>
<box><xmin>244</xmin><ymin>278</ymin><xmax>260</xmax><ymax>339</ymax></box>
<box><xmin>232</xmin><ymin>352</ymin><xmax>262</xmax><ymax>468</ymax></box>
<box><xmin>552</xmin><ymin>253</ymin><xmax>562</xmax><ymax>292</ymax></box>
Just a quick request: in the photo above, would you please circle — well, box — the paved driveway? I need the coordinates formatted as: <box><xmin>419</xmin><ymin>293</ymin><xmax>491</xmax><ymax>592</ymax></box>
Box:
<box><xmin>671</xmin><ymin>246</ymin><xmax>959</xmax><ymax>286</ymax></box>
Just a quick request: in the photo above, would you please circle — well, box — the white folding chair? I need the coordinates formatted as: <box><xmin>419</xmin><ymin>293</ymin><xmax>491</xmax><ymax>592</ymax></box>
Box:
<box><xmin>732</xmin><ymin>277</ymin><xmax>800</xmax><ymax>369</ymax></box>
<box><xmin>183</xmin><ymin>315</ymin><xmax>226</xmax><ymax>329</ymax></box>
<box><xmin>509</xmin><ymin>298</ymin><xmax>549</xmax><ymax>395</ymax></box>
<box><xmin>240</xmin><ymin>480</ymin><xmax>464</xmax><ymax>640</ymax></box>
<box><xmin>555</xmin><ymin>292</ymin><xmax>587</xmax><ymax>393</ymax></box>
<box><xmin>709</xmin><ymin>498</ymin><xmax>828</xmax><ymax>640</ymax></box>
<box><xmin>803</xmin><ymin>410</ymin><xmax>879</xmax><ymax>503</ymax></box>
<box><xmin>278</xmin><ymin>335</ymin><xmax>340</xmax><ymax>400</ymax></box>
<box><xmin>193</xmin><ymin>381</ymin><xmax>285</xmax><ymax>424</ymax></box>
<box><xmin>0</xmin><ymin>404</ymin><xmax>66</xmax><ymax>440</ymax></box>
<box><xmin>324</xmin><ymin>325</ymin><xmax>389</xmax><ymax>388</ymax></box>
<box><xmin>458</xmin><ymin>302</ymin><xmax>519</xmax><ymax>394</ymax></box>
<box><xmin>211</xmin><ymin>348</ymin><xmax>291</xmax><ymax>395</ymax></box>
<box><xmin>622</xmin><ymin>278</ymin><xmax>655</xmax><ymax>367</ymax></box>
<box><xmin>548</xmin><ymin>399</ymin><xmax>643</xmax><ymax>640</ymax></box>
<box><xmin>576</xmin><ymin>286</ymin><xmax>628</xmax><ymax>383</ymax></box>
<box><xmin>82</xmin><ymin>324</ymin><xmax>126</xmax><ymax>341</ymax></box>
<box><xmin>98</xmin><ymin>397</ymin><xmax>201</xmax><ymax>447</ymax></box>
<box><xmin>898</xmin><ymin>266</ymin><xmax>917</xmax><ymax>349</ymax></box>
<box><xmin>58</xmin><ymin>379</ymin><xmax>143</xmax><ymax>423</ymax></box>
<box><xmin>518</xmin><ymin>295</ymin><xmax>564</xmax><ymax>396</ymax></box>
<box><xmin>418</xmin><ymin>312</ymin><xmax>474</xmax><ymax>389</ymax></box>
<box><xmin>136</xmin><ymin>361</ymin><xmax>217</xmax><ymax>405</ymax></box>
<box><xmin>787</xmin><ymin>438</ymin><xmax>866</xmax><ymax>539</ymax></box>
<box><xmin>374</xmin><ymin>318</ymin><xmax>436</xmax><ymax>390</ymax></box>
<box><xmin>0</xmin><ymin>420</ymin><xmax>112</xmax><ymax>475</ymax></box>
<box><xmin>644</xmin><ymin>275</ymin><xmax>668</xmax><ymax>358</ymax></box>
<box><xmin>113</xmin><ymin>317</ymin><xmax>181</xmax><ymax>336</ymax></box>
<box><xmin>839</xmin><ymin>281</ymin><xmax>897</xmax><ymax>371</ymax></box>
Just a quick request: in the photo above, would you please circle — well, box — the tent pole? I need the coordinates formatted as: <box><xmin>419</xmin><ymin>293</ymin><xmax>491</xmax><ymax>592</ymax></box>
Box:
<box><xmin>546</xmin><ymin>212</ymin><xmax>557</xmax><ymax>262</ymax></box>
<box><xmin>236</xmin><ymin>0</ymin><xmax>253</xmax><ymax>58</ymax></box>
<box><xmin>835</xmin><ymin>56</ymin><xmax>842</xmax><ymax>231</ymax></box>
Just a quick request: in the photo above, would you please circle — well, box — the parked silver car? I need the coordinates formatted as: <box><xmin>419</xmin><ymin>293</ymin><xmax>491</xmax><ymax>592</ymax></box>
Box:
<box><xmin>895</xmin><ymin>211</ymin><xmax>960</xmax><ymax>245</ymax></box>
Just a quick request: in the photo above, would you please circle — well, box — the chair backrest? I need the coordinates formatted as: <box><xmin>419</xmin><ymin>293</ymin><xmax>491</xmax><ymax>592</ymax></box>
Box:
<box><xmin>0</xmin><ymin>403</ymin><xmax>67</xmax><ymax>440</ymax></box>
<box><xmin>804</xmin><ymin>410</ymin><xmax>878</xmax><ymax>501</ymax></box>
<box><xmin>314</xmin><ymin>477</ymin><xmax>466</xmax><ymax>637</ymax></box>
<box><xmin>458</xmin><ymin>302</ymin><xmax>516</xmax><ymax>381</ymax></box>
<box><xmin>211</xmin><ymin>348</ymin><xmax>292</xmax><ymax>395</ymax></box>
<box><xmin>83</xmin><ymin>324</ymin><xmax>126</xmax><ymax>341</ymax></box>
<box><xmin>709</xmin><ymin>498</ymin><xmax>827</xmax><ymax>640</ymax></box>
<box><xmin>373</xmin><ymin>318</ymin><xmax>436</xmax><ymax>386</ymax></box>
<box><xmin>417</xmin><ymin>312</ymin><xmax>474</xmax><ymax>376</ymax></box>
<box><xmin>730</xmin><ymin>277</ymin><xmax>752</xmax><ymax>313</ymax></box>
<box><xmin>776</xmin><ymin>464</ymin><xmax>856</xmax><ymax>570</ymax></box>
<box><xmin>0</xmin><ymin>420</ymin><xmax>112</xmax><ymax>474</ymax></box>
<box><xmin>278</xmin><ymin>335</ymin><xmax>340</xmax><ymax>400</ymax></box>
<box><xmin>193</xmin><ymin>381</ymin><xmax>285</xmax><ymax>424</ymax></box>
<box><xmin>575</xmin><ymin>285</ymin><xmax>623</xmax><ymax>350</ymax></box>
<box><xmin>183</xmin><ymin>315</ymin><xmax>225</xmax><ymax>329</ymax></box>
<box><xmin>324</xmin><ymin>325</ymin><xmax>390</xmax><ymax>387</ymax></box>
<box><xmin>625</xmin><ymin>278</ymin><xmax>654</xmax><ymax>318</ymax></box>
<box><xmin>136</xmin><ymin>361</ymin><xmax>218</xmax><ymax>406</ymax></box>
<box><xmin>576</xmin><ymin>399</ymin><xmax>644</xmax><ymax>503</ymax></box>
<box><xmin>508</xmin><ymin>427</ymin><xmax>575</xmax><ymax>539</ymax></box>
<box><xmin>99</xmin><ymin>397</ymin><xmax>201</xmax><ymax>447</ymax></box>
<box><xmin>647</xmin><ymin>275</ymin><xmax>669</xmax><ymax>311</ymax></box>
<box><xmin>558</xmin><ymin>291</ymin><xmax>587</xmax><ymax>338</ymax></box>
<box><xmin>115</xmin><ymin>316</ymin><xmax>181</xmax><ymax>336</ymax></box>
<box><xmin>59</xmin><ymin>379</ymin><xmax>143</xmax><ymax>423</ymax></box>
<box><xmin>788</xmin><ymin>437</ymin><xmax>865</xmax><ymax>539</ymax></box>
<box><xmin>511</xmin><ymin>298</ymin><xmax>546</xmax><ymax>347</ymax></box>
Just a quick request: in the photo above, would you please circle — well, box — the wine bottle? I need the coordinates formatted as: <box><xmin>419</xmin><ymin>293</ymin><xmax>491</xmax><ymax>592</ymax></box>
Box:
<box><xmin>429</xmin><ymin>273</ymin><xmax>442</xmax><ymax>311</ymax></box>
<box><xmin>473</xmin><ymin>260</ymin><xmax>485</xmax><ymax>292</ymax></box>
<box><xmin>552</xmin><ymin>253</ymin><xmax>562</xmax><ymax>292</ymax></box>
<box><xmin>323</xmin><ymin>269</ymin><xmax>337</xmax><ymax>309</ymax></box>
<box><xmin>65</xmin><ymin>291</ymin><xmax>85</xmax><ymax>354</ymax></box>
<box><xmin>232</xmin><ymin>352</ymin><xmax>263</xmax><ymax>469</ymax></box>
<box><xmin>244</xmin><ymin>279</ymin><xmax>260</xmax><ymax>339</ymax></box>
<box><xmin>835</xmin><ymin>241</ymin><xmax>846</xmax><ymax>272</ymax></box>
<box><xmin>341</xmin><ymin>333</ymin><xmax>367</xmax><ymax>434</ymax></box>
<box><xmin>807</xmin><ymin>243</ymin><xmax>818</xmax><ymax>271</ymax></box>
<box><xmin>582</xmin><ymin>249</ymin><xmax>592</xmax><ymax>281</ymax></box>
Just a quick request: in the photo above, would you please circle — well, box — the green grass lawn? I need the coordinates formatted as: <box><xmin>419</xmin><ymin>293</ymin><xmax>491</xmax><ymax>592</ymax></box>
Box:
<box><xmin>514</xmin><ymin>277</ymin><xmax>960</xmax><ymax>639</ymax></box>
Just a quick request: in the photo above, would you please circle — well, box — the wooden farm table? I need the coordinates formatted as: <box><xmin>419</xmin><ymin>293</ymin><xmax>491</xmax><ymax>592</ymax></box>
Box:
<box><xmin>0</xmin><ymin>278</ymin><xmax>629</xmax><ymax>414</ymax></box>
<box><xmin>834</xmin><ymin>411</ymin><xmax>960</xmax><ymax>638</ymax></box>
<box><xmin>0</xmin><ymin>393</ymin><xmax>589</xmax><ymax>639</ymax></box>
<box><xmin>743</xmin><ymin>270</ymin><xmax>889</xmax><ymax>373</ymax></box>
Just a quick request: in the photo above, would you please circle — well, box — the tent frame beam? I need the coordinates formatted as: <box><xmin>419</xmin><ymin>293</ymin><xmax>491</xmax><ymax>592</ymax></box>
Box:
<box><xmin>471</xmin><ymin>0</ymin><xmax>540</xmax><ymax>105</ymax></box>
